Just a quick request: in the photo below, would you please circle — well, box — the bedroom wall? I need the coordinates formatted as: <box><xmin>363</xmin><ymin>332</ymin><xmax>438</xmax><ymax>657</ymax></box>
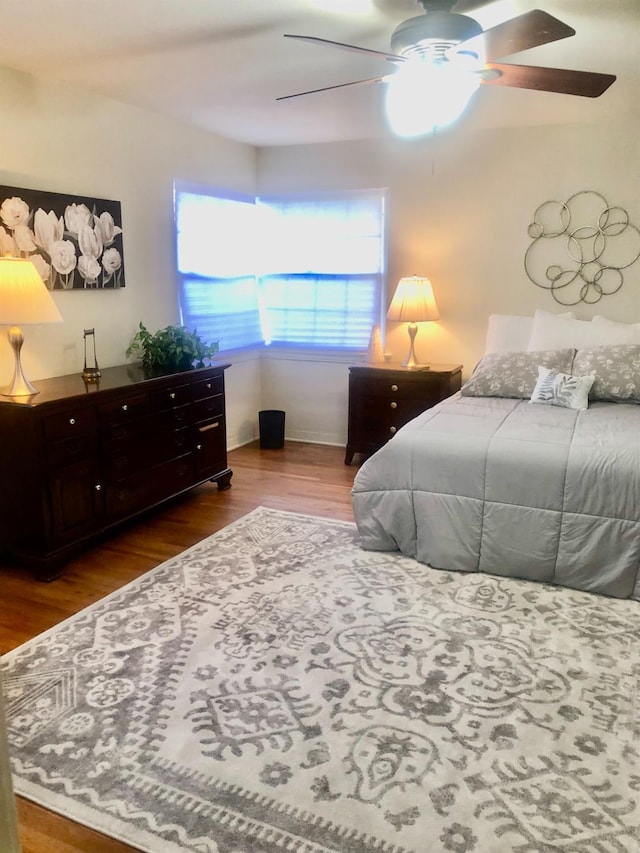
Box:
<box><xmin>0</xmin><ymin>63</ymin><xmax>261</xmax><ymax>448</ymax></box>
<box><xmin>258</xmin><ymin>111</ymin><xmax>640</xmax><ymax>444</ymax></box>
<box><xmin>3</xmin><ymin>62</ymin><xmax>638</xmax><ymax>451</ymax></box>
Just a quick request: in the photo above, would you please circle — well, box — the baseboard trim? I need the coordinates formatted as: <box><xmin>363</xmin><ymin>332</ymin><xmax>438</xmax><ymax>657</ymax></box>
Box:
<box><xmin>228</xmin><ymin>437</ymin><xmax>344</xmax><ymax>451</ymax></box>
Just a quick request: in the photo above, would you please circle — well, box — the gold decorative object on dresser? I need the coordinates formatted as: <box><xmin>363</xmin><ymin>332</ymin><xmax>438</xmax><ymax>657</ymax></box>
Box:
<box><xmin>345</xmin><ymin>363</ymin><xmax>462</xmax><ymax>465</ymax></box>
<box><xmin>0</xmin><ymin>363</ymin><xmax>232</xmax><ymax>579</ymax></box>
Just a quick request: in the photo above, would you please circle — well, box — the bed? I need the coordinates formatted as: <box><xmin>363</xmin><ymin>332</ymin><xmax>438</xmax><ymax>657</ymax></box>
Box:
<box><xmin>352</xmin><ymin>310</ymin><xmax>640</xmax><ymax>601</ymax></box>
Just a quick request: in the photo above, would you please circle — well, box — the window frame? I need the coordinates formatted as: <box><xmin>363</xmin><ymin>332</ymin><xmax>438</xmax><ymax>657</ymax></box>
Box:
<box><xmin>174</xmin><ymin>182</ymin><xmax>389</xmax><ymax>357</ymax></box>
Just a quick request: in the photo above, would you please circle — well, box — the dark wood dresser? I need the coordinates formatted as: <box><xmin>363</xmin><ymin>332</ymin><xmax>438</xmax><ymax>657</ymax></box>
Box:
<box><xmin>0</xmin><ymin>363</ymin><xmax>232</xmax><ymax>579</ymax></box>
<box><xmin>345</xmin><ymin>363</ymin><xmax>462</xmax><ymax>464</ymax></box>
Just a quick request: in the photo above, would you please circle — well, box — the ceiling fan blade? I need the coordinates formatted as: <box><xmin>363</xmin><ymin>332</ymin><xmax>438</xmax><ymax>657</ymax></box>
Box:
<box><xmin>277</xmin><ymin>76</ymin><xmax>388</xmax><ymax>101</ymax></box>
<box><xmin>283</xmin><ymin>34</ymin><xmax>403</xmax><ymax>64</ymax></box>
<box><xmin>481</xmin><ymin>63</ymin><xmax>616</xmax><ymax>98</ymax></box>
<box><xmin>455</xmin><ymin>10</ymin><xmax>575</xmax><ymax>63</ymax></box>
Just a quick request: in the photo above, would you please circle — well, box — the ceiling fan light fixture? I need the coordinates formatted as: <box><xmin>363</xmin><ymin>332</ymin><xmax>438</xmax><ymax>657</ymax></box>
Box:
<box><xmin>390</xmin><ymin>12</ymin><xmax>483</xmax><ymax>57</ymax></box>
<box><xmin>385</xmin><ymin>59</ymin><xmax>480</xmax><ymax>138</ymax></box>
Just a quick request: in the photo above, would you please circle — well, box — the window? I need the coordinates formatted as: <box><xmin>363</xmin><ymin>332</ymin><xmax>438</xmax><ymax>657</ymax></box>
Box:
<box><xmin>175</xmin><ymin>190</ymin><xmax>263</xmax><ymax>351</ymax></box>
<box><xmin>258</xmin><ymin>192</ymin><xmax>386</xmax><ymax>349</ymax></box>
<box><xmin>175</xmin><ymin>185</ymin><xmax>386</xmax><ymax>353</ymax></box>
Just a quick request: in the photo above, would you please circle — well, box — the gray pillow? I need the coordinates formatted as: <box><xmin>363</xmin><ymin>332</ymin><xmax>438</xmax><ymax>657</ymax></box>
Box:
<box><xmin>573</xmin><ymin>344</ymin><xmax>640</xmax><ymax>403</ymax></box>
<box><xmin>461</xmin><ymin>348</ymin><xmax>576</xmax><ymax>399</ymax></box>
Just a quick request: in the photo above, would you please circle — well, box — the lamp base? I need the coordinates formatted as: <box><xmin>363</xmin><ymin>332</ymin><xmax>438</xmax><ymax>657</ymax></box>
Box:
<box><xmin>2</xmin><ymin>326</ymin><xmax>39</xmax><ymax>397</ymax></box>
<box><xmin>401</xmin><ymin>322</ymin><xmax>430</xmax><ymax>370</ymax></box>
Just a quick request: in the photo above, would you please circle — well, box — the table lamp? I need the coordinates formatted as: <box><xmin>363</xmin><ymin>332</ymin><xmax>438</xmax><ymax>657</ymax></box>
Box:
<box><xmin>386</xmin><ymin>275</ymin><xmax>440</xmax><ymax>368</ymax></box>
<box><xmin>0</xmin><ymin>256</ymin><xmax>63</xmax><ymax>397</ymax></box>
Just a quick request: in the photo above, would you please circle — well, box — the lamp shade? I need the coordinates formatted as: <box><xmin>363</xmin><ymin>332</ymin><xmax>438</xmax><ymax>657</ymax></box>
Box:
<box><xmin>387</xmin><ymin>276</ymin><xmax>440</xmax><ymax>323</ymax></box>
<box><xmin>0</xmin><ymin>257</ymin><xmax>62</xmax><ymax>325</ymax></box>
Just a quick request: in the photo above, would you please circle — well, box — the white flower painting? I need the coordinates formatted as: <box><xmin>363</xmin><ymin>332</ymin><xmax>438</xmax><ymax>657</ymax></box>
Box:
<box><xmin>0</xmin><ymin>185</ymin><xmax>125</xmax><ymax>289</ymax></box>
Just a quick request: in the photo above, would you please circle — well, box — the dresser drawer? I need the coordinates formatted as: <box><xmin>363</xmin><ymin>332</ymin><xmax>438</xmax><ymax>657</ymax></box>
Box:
<box><xmin>103</xmin><ymin>425</ymin><xmax>192</xmax><ymax>475</ymax></box>
<box><xmin>45</xmin><ymin>407</ymin><xmax>98</xmax><ymax>468</ymax></box>
<box><xmin>192</xmin><ymin>375</ymin><xmax>224</xmax><ymax>401</ymax></box>
<box><xmin>47</xmin><ymin>432</ymin><xmax>98</xmax><ymax>469</ymax></box>
<box><xmin>44</xmin><ymin>407</ymin><xmax>97</xmax><ymax>442</ymax></box>
<box><xmin>105</xmin><ymin>454</ymin><xmax>194</xmax><ymax>519</ymax></box>
<box><xmin>150</xmin><ymin>383</ymin><xmax>191</xmax><ymax>412</ymax></box>
<box><xmin>193</xmin><ymin>394</ymin><xmax>224</xmax><ymax>422</ymax></box>
<box><xmin>194</xmin><ymin>415</ymin><xmax>226</xmax><ymax>477</ymax></box>
<box><xmin>99</xmin><ymin>392</ymin><xmax>150</xmax><ymax>426</ymax></box>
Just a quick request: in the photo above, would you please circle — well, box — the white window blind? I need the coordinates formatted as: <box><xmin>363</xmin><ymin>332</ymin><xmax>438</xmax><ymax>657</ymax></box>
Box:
<box><xmin>175</xmin><ymin>186</ymin><xmax>386</xmax><ymax>352</ymax></box>
<box><xmin>257</xmin><ymin>192</ymin><xmax>385</xmax><ymax>349</ymax></box>
<box><xmin>175</xmin><ymin>191</ymin><xmax>263</xmax><ymax>350</ymax></box>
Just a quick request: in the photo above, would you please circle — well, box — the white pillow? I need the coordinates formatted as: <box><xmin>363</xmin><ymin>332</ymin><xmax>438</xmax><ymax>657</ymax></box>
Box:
<box><xmin>485</xmin><ymin>315</ymin><xmax>534</xmax><ymax>353</ymax></box>
<box><xmin>530</xmin><ymin>365</ymin><xmax>594</xmax><ymax>411</ymax></box>
<box><xmin>527</xmin><ymin>309</ymin><xmax>637</xmax><ymax>351</ymax></box>
<box><xmin>485</xmin><ymin>312</ymin><xmax>575</xmax><ymax>354</ymax></box>
<box><xmin>591</xmin><ymin>315</ymin><xmax>640</xmax><ymax>343</ymax></box>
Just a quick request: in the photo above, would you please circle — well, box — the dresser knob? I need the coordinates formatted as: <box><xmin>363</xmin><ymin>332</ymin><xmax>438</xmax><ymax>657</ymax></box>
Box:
<box><xmin>389</xmin><ymin>426</ymin><xmax>397</xmax><ymax>434</ymax></box>
<box><xmin>206</xmin><ymin>383</ymin><xmax>212</xmax><ymax>389</ymax></box>
<box><xmin>122</xmin><ymin>404</ymin><xmax>128</xmax><ymax>412</ymax></box>
<box><xmin>391</xmin><ymin>384</ymin><xmax>398</xmax><ymax>392</ymax></box>
<box><xmin>95</xmin><ymin>484</ymin><xmax>102</xmax><ymax>491</ymax></box>
<box><xmin>390</xmin><ymin>401</ymin><xmax>397</xmax><ymax>409</ymax></box>
<box><xmin>69</xmin><ymin>417</ymin><xmax>76</xmax><ymax>425</ymax></box>
<box><xmin>196</xmin><ymin>444</ymin><xmax>202</xmax><ymax>451</ymax></box>
<box><xmin>170</xmin><ymin>392</ymin><xmax>176</xmax><ymax>399</ymax></box>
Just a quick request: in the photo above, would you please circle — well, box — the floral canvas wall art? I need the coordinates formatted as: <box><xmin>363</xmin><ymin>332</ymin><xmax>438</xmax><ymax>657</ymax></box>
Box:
<box><xmin>0</xmin><ymin>185</ymin><xmax>125</xmax><ymax>290</ymax></box>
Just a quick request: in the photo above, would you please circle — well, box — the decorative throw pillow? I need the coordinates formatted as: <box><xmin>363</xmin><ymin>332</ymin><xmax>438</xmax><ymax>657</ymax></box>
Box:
<box><xmin>573</xmin><ymin>344</ymin><xmax>640</xmax><ymax>402</ymax></box>
<box><xmin>530</xmin><ymin>366</ymin><xmax>594</xmax><ymax>411</ymax></box>
<box><xmin>461</xmin><ymin>348</ymin><xmax>576</xmax><ymax>399</ymax></box>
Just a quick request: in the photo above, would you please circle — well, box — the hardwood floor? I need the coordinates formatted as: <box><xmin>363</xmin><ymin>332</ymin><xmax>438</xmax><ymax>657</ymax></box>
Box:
<box><xmin>1</xmin><ymin>441</ymin><xmax>359</xmax><ymax>853</ymax></box>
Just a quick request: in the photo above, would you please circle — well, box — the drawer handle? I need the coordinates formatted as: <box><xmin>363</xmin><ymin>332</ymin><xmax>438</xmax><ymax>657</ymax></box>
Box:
<box><xmin>198</xmin><ymin>421</ymin><xmax>220</xmax><ymax>433</ymax></box>
<box><xmin>69</xmin><ymin>417</ymin><xmax>76</xmax><ymax>425</ymax></box>
<box><xmin>206</xmin><ymin>382</ymin><xmax>212</xmax><ymax>389</ymax></box>
<box><xmin>95</xmin><ymin>484</ymin><xmax>102</xmax><ymax>491</ymax></box>
<box><xmin>390</xmin><ymin>401</ymin><xmax>397</xmax><ymax>409</ymax></box>
<box><xmin>196</xmin><ymin>444</ymin><xmax>202</xmax><ymax>451</ymax></box>
<box><xmin>170</xmin><ymin>392</ymin><xmax>176</xmax><ymax>399</ymax></box>
<box><xmin>389</xmin><ymin>426</ymin><xmax>397</xmax><ymax>434</ymax></box>
<box><xmin>122</xmin><ymin>404</ymin><xmax>128</xmax><ymax>412</ymax></box>
<box><xmin>391</xmin><ymin>384</ymin><xmax>399</xmax><ymax>392</ymax></box>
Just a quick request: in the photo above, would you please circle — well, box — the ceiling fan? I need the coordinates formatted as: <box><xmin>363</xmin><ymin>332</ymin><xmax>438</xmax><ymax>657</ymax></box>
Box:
<box><xmin>277</xmin><ymin>1</ymin><xmax>616</xmax><ymax>133</ymax></box>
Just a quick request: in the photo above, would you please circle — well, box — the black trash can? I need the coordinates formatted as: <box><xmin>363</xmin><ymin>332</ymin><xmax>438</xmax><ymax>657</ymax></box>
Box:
<box><xmin>259</xmin><ymin>410</ymin><xmax>286</xmax><ymax>449</ymax></box>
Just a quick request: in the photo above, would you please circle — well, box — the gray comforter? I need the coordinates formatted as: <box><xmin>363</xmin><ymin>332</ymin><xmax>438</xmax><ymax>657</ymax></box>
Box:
<box><xmin>352</xmin><ymin>393</ymin><xmax>640</xmax><ymax>600</ymax></box>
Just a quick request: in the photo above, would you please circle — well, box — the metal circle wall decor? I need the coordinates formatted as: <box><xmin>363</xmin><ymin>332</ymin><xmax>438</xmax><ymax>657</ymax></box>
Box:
<box><xmin>524</xmin><ymin>190</ymin><xmax>640</xmax><ymax>306</ymax></box>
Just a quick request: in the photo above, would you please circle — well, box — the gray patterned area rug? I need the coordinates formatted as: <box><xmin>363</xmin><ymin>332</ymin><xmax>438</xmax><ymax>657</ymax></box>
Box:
<box><xmin>3</xmin><ymin>507</ymin><xmax>640</xmax><ymax>853</ymax></box>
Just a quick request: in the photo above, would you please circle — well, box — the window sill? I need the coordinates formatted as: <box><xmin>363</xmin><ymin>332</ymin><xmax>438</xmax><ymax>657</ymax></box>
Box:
<box><xmin>262</xmin><ymin>345</ymin><xmax>368</xmax><ymax>364</ymax></box>
<box><xmin>216</xmin><ymin>344</ymin><xmax>370</xmax><ymax>365</ymax></box>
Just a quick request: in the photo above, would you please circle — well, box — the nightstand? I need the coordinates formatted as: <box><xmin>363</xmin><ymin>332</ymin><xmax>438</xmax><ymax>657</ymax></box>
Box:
<box><xmin>345</xmin><ymin>363</ymin><xmax>462</xmax><ymax>465</ymax></box>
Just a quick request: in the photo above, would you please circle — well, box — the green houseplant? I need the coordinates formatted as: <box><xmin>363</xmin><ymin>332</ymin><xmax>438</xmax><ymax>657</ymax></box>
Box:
<box><xmin>126</xmin><ymin>322</ymin><xmax>219</xmax><ymax>374</ymax></box>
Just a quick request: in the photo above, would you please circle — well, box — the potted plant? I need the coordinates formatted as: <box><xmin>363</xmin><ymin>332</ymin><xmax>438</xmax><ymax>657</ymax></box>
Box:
<box><xmin>126</xmin><ymin>322</ymin><xmax>219</xmax><ymax>375</ymax></box>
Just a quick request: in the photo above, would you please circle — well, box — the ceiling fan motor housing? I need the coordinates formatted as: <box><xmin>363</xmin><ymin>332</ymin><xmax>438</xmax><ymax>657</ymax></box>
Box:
<box><xmin>391</xmin><ymin>12</ymin><xmax>483</xmax><ymax>58</ymax></box>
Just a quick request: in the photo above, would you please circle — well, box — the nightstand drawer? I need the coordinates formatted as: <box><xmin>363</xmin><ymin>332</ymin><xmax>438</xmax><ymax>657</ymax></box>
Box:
<box><xmin>354</xmin><ymin>376</ymin><xmax>434</xmax><ymax>399</ymax></box>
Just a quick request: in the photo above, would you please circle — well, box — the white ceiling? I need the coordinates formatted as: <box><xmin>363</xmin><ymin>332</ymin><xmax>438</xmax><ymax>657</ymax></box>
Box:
<box><xmin>1</xmin><ymin>0</ymin><xmax>637</xmax><ymax>147</ymax></box>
